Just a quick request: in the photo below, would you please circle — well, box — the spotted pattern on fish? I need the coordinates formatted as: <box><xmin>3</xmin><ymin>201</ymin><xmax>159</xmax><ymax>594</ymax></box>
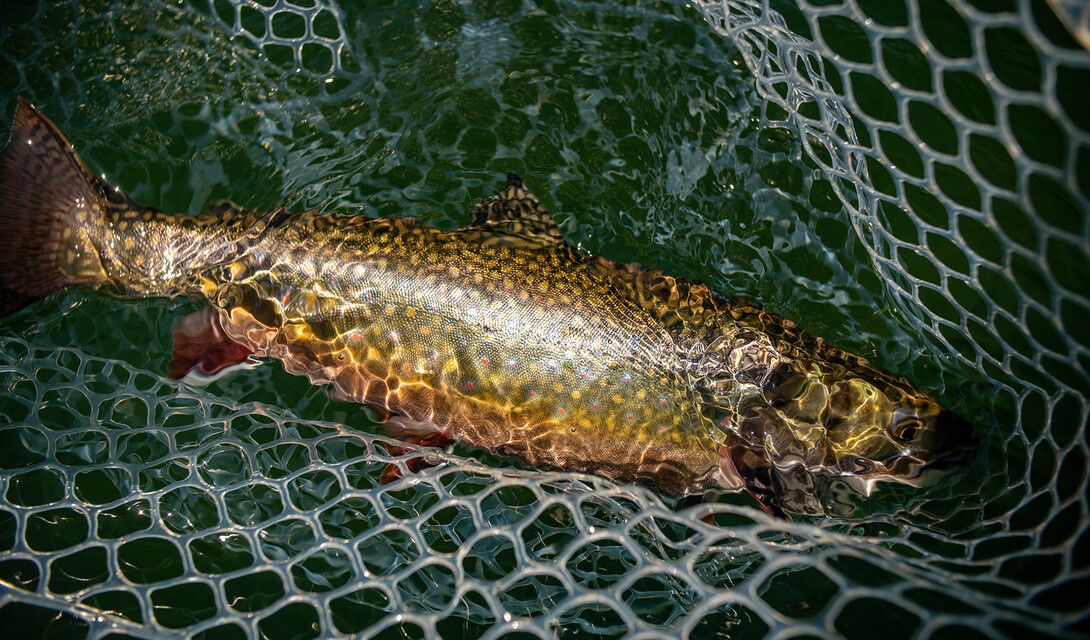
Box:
<box><xmin>0</xmin><ymin>98</ymin><xmax>975</xmax><ymax>514</ymax></box>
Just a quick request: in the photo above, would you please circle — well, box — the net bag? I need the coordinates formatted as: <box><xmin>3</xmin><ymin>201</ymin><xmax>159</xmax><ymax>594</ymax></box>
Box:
<box><xmin>0</xmin><ymin>0</ymin><xmax>1087</xmax><ymax>638</ymax></box>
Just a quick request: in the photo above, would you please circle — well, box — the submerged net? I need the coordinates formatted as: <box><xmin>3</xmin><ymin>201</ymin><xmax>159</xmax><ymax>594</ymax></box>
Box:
<box><xmin>0</xmin><ymin>0</ymin><xmax>1087</xmax><ymax>638</ymax></box>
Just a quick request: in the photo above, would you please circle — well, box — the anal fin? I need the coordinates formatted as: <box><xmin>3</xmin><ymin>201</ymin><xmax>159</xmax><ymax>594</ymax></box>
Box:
<box><xmin>170</xmin><ymin>306</ymin><xmax>260</xmax><ymax>381</ymax></box>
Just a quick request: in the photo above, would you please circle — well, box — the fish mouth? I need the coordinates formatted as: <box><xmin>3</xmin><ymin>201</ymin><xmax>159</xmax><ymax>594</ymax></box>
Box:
<box><xmin>882</xmin><ymin>409</ymin><xmax>978</xmax><ymax>476</ymax></box>
<box><xmin>935</xmin><ymin>408</ymin><xmax>979</xmax><ymax>454</ymax></box>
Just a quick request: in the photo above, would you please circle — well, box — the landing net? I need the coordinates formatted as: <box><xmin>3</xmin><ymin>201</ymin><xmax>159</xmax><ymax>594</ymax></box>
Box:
<box><xmin>0</xmin><ymin>0</ymin><xmax>1086</xmax><ymax>638</ymax></box>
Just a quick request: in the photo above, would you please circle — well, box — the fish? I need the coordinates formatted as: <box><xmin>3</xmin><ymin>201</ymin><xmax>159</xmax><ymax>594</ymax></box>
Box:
<box><xmin>0</xmin><ymin>98</ymin><xmax>974</xmax><ymax>517</ymax></box>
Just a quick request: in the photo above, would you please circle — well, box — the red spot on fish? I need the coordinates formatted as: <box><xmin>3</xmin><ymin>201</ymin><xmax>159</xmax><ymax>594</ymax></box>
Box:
<box><xmin>480</xmin><ymin>357</ymin><xmax>489</xmax><ymax>365</ymax></box>
<box><xmin>592</xmin><ymin>402</ymin><xmax>600</xmax><ymax>409</ymax></box>
<box><xmin>557</xmin><ymin>407</ymin><xmax>566</xmax><ymax>415</ymax></box>
<box><xmin>658</xmin><ymin>425</ymin><xmax>666</xmax><ymax>432</ymax></box>
<box><xmin>529</xmin><ymin>391</ymin><xmax>537</xmax><ymax>398</ymax></box>
<box><xmin>329</xmin><ymin>274</ymin><xmax>339</xmax><ymax>281</ymax></box>
<box><xmin>465</xmin><ymin>381</ymin><xmax>475</xmax><ymax>389</ymax></box>
<box><xmin>626</xmin><ymin>413</ymin><xmax>634</xmax><ymax>421</ymax></box>
<box><xmin>281</xmin><ymin>292</ymin><xmax>290</xmax><ymax>305</ymax></box>
<box><xmin>350</xmin><ymin>331</ymin><xmax>363</xmax><ymax>341</ymax></box>
<box><xmin>659</xmin><ymin>398</ymin><xmax>668</xmax><ymax>406</ymax></box>
<box><xmin>498</xmin><ymin>389</ymin><xmax>505</xmax><ymax>395</ymax></box>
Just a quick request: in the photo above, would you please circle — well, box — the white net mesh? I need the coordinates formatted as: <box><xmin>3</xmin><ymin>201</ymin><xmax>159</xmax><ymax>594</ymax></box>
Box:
<box><xmin>0</xmin><ymin>0</ymin><xmax>1087</xmax><ymax>638</ymax></box>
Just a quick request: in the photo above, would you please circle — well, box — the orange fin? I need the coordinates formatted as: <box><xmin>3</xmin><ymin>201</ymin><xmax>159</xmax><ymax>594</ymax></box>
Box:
<box><xmin>170</xmin><ymin>306</ymin><xmax>260</xmax><ymax>381</ymax></box>
<box><xmin>380</xmin><ymin>417</ymin><xmax>454</xmax><ymax>484</ymax></box>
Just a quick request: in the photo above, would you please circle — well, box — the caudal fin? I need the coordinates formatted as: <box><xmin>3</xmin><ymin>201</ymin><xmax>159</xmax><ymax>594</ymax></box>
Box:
<box><xmin>0</xmin><ymin>97</ymin><xmax>105</xmax><ymax>317</ymax></box>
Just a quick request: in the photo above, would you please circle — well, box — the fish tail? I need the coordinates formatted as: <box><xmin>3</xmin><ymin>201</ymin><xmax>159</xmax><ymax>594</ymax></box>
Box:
<box><xmin>0</xmin><ymin>97</ymin><xmax>109</xmax><ymax>317</ymax></box>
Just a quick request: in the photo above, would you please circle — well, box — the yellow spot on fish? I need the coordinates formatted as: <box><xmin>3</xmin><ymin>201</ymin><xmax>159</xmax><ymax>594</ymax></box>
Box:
<box><xmin>117</xmin><ymin>220</ymin><xmax>128</xmax><ymax>231</ymax></box>
<box><xmin>636</xmin><ymin>389</ymin><xmax>647</xmax><ymax>400</ymax></box>
<box><xmin>571</xmin><ymin>390</ymin><xmax>581</xmax><ymax>400</ymax></box>
<box><xmin>405</xmin><ymin>307</ymin><xmax>416</xmax><ymax>317</ymax></box>
<box><xmin>612</xmin><ymin>394</ymin><xmax>623</xmax><ymax>404</ymax></box>
<box><xmin>552</xmin><ymin>382</ymin><xmax>563</xmax><ymax>393</ymax></box>
<box><xmin>420</xmin><ymin>326</ymin><xmax>430</xmax><ymax>335</ymax></box>
<box><xmin>445</xmin><ymin>360</ymin><xmax>458</xmax><ymax>371</ymax></box>
<box><xmin>385</xmin><ymin>305</ymin><xmax>395</xmax><ymax>315</ymax></box>
<box><xmin>123</xmin><ymin>237</ymin><xmax>135</xmax><ymax>251</ymax></box>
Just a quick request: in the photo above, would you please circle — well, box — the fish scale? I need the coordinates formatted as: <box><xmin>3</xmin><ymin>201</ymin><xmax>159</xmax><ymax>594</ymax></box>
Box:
<box><xmin>0</xmin><ymin>98</ymin><xmax>975</xmax><ymax>516</ymax></box>
<box><xmin>199</xmin><ymin>210</ymin><xmax>710</xmax><ymax>488</ymax></box>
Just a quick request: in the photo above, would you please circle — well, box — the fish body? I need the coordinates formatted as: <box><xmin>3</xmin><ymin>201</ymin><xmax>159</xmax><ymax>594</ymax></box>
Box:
<box><xmin>0</xmin><ymin>99</ymin><xmax>973</xmax><ymax>515</ymax></box>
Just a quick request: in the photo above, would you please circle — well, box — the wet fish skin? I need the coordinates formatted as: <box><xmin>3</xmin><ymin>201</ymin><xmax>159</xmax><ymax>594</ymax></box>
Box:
<box><xmin>0</xmin><ymin>98</ymin><xmax>973</xmax><ymax>516</ymax></box>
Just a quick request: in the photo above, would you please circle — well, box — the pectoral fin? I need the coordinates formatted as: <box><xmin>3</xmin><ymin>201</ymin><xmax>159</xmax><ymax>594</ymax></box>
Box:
<box><xmin>721</xmin><ymin>445</ymin><xmax>790</xmax><ymax>520</ymax></box>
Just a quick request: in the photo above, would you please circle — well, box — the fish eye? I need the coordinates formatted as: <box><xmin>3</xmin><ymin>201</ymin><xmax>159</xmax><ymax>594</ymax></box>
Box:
<box><xmin>889</xmin><ymin>407</ymin><xmax>925</xmax><ymax>442</ymax></box>
<box><xmin>894</xmin><ymin>419</ymin><xmax>921</xmax><ymax>441</ymax></box>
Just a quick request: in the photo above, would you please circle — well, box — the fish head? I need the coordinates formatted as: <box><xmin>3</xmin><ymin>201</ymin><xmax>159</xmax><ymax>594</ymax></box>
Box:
<box><xmin>782</xmin><ymin>370</ymin><xmax>975</xmax><ymax>481</ymax></box>
<box><xmin>701</xmin><ymin>350</ymin><xmax>975</xmax><ymax>515</ymax></box>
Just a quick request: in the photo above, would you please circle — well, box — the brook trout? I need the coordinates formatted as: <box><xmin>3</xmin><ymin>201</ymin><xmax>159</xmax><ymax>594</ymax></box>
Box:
<box><xmin>0</xmin><ymin>98</ymin><xmax>972</xmax><ymax>516</ymax></box>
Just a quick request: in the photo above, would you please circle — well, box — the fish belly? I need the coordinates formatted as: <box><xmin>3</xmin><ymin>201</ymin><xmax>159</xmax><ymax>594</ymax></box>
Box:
<box><xmin>204</xmin><ymin>226</ymin><xmax>723</xmax><ymax>494</ymax></box>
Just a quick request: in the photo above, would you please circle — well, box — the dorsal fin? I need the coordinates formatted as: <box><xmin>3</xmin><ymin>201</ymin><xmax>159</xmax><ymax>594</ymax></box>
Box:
<box><xmin>469</xmin><ymin>173</ymin><xmax>564</xmax><ymax>247</ymax></box>
<box><xmin>205</xmin><ymin>198</ymin><xmax>247</xmax><ymax>217</ymax></box>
